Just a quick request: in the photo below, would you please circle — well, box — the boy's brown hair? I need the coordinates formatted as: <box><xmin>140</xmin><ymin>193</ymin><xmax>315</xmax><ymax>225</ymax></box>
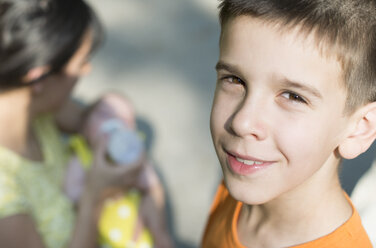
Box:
<box><xmin>219</xmin><ymin>0</ymin><xmax>376</xmax><ymax>113</ymax></box>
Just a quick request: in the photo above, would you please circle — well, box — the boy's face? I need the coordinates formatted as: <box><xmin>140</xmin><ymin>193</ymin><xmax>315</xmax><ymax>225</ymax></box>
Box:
<box><xmin>211</xmin><ymin>16</ymin><xmax>352</xmax><ymax>204</ymax></box>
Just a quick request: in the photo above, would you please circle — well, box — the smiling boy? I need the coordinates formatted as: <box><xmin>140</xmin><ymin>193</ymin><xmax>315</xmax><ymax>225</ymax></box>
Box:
<box><xmin>202</xmin><ymin>1</ymin><xmax>376</xmax><ymax>247</ymax></box>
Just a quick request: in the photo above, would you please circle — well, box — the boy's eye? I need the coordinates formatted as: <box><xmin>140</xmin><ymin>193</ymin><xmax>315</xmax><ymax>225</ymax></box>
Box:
<box><xmin>221</xmin><ymin>75</ymin><xmax>245</xmax><ymax>85</ymax></box>
<box><xmin>281</xmin><ymin>91</ymin><xmax>307</xmax><ymax>104</ymax></box>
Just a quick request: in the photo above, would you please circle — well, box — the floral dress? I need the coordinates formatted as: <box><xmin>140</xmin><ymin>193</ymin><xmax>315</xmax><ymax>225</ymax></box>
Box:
<box><xmin>0</xmin><ymin>114</ymin><xmax>74</xmax><ymax>248</ymax></box>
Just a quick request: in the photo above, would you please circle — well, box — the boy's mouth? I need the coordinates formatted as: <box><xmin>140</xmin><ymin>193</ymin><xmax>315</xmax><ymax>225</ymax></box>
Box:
<box><xmin>225</xmin><ymin>150</ymin><xmax>274</xmax><ymax>175</ymax></box>
<box><xmin>235</xmin><ymin>157</ymin><xmax>264</xmax><ymax>166</ymax></box>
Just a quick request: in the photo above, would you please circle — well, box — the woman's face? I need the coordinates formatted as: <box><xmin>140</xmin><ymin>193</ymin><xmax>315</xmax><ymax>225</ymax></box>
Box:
<box><xmin>31</xmin><ymin>30</ymin><xmax>93</xmax><ymax>114</ymax></box>
<box><xmin>63</xmin><ymin>30</ymin><xmax>93</xmax><ymax>78</ymax></box>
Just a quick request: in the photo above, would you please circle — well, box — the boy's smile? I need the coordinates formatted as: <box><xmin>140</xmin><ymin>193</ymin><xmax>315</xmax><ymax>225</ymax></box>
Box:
<box><xmin>211</xmin><ymin>16</ymin><xmax>353</xmax><ymax>205</ymax></box>
<box><xmin>226</xmin><ymin>149</ymin><xmax>276</xmax><ymax>175</ymax></box>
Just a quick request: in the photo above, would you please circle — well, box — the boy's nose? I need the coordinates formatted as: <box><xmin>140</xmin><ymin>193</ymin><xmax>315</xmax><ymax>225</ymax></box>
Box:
<box><xmin>228</xmin><ymin>97</ymin><xmax>268</xmax><ymax>141</ymax></box>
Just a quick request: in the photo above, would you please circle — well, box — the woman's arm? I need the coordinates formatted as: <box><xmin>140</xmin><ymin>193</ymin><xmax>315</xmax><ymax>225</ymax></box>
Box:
<box><xmin>0</xmin><ymin>214</ymin><xmax>46</xmax><ymax>248</ymax></box>
<box><xmin>0</xmin><ymin>140</ymin><xmax>145</xmax><ymax>248</ymax></box>
<box><xmin>0</xmin><ymin>194</ymin><xmax>99</xmax><ymax>248</ymax></box>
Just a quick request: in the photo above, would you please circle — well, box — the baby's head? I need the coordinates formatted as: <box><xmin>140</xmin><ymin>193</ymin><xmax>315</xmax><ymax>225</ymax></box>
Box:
<box><xmin>211</xmin><ymin>0</ymin><xmax>376</xmax><ymax>205</ymax></box>
<box><xmin>84</xmin><ymin>93</ymin><xmax>136</xmax><ymax>146</ymax></box>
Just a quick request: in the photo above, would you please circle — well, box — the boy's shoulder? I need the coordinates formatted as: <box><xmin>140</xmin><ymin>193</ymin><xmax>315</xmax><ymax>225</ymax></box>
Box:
<box><xmin>201</xmin><ymin>181</ymin><xmax>241</xmax><ymax>248</ymax></box>
<box><xmin>201</xmin><ymin>181</ymin><xmax>372</xmax><ymax>248</ymax></box>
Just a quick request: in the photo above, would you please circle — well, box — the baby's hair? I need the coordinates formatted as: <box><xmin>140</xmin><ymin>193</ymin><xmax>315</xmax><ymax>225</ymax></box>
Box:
<box><xmin>0</xmin><ymin>0</ymin><xmax>104</xmax><ymax>88</ymax></box>
<box><xmin>219</xmin><ymin>0</ymin><xmax>376</xmax><ymax>113</ymax></box>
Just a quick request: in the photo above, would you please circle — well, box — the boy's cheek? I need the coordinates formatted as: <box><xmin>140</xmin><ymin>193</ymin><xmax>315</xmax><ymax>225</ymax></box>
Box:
<box><xmin>277</xmin><ymin>124</ymin><xmax>334</xmax><ymax>168</ymax></box>
<box><xmin>210</xmin><ymin>105</ymin><xmax>231</xmax><ymax>140</ymax></box>
<box><xmin>211</xmin><ymin>93</ymin><xmax>239</xmax><ymax>121</ymax></box>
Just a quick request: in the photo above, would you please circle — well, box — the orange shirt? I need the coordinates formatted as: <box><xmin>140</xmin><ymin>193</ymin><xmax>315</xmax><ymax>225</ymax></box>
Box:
<box><xmin>201</xmin><ymin>182</ymin><xmax>372</xmax><ymax>248</ymax></box>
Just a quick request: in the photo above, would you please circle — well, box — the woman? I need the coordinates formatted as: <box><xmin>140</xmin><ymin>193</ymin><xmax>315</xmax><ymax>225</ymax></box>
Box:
<box><xmin>0</xmin><ymin>0</ymin><xmax>146</xmax><ymax>247</ymax></box>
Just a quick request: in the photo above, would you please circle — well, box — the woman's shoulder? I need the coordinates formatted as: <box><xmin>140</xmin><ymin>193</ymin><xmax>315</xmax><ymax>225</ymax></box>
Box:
<box><xmin>0</xmin><ymin>150</ymin><xmax>28</xmax><ymax>218</ymax></box>
<box><xmin>0</xmin><ymin>145</ymin><xmax>46</xmax><ymax>219</ymax></box>
<box><xmin>0</xmin><ymin>143</ymin><xmax>75</xmax><ymax>247</ymax></box>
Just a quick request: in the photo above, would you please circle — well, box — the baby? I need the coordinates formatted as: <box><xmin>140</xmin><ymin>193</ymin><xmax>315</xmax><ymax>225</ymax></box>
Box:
<box><xmin>64</xmin><ymin>93</ymin><xmax>172</xmax><ymax>248</ymax></box>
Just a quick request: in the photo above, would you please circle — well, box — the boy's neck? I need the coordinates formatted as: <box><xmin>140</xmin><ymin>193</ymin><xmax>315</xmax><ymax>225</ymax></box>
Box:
<box><xmin>237</xmin><ymin>156</ymin><xmax>352</xmax><ymax>247</ymax></box>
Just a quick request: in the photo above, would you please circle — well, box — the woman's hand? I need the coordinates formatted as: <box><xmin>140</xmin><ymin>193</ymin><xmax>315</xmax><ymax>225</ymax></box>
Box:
<box><xmin>83</xmin><ymin>137</ymin><xmax>145</xmax><ymax>202</ymax></box>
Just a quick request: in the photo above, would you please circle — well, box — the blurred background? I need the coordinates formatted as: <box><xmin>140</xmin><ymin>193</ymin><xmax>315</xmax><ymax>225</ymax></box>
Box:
<box><xmin>75</xmin><ymin>0</ymin><xmax>376</xmax><ymax>247</ymax></box>
<box><xmin>76</xmin><ymin>0</ymin><xmax>221</xmax><ymax>247</ymax></box>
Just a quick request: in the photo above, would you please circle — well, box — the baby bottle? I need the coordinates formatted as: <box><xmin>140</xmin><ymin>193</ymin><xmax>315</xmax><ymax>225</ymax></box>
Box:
<box><xmin>100</xmin><ymin>118</ymin><xmax>144</xmax><ymax>165</ymax></box>
<box><xmin>97</xmin><ymin>118</ymin><xmax>154</xmax><ymax>248</ymax></box>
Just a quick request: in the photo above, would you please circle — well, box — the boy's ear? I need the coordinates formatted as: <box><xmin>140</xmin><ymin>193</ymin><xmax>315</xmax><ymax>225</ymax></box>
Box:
<box><xmin>339</xmin><ymin>102</ymin><xmax>376</xmax><ymax>159</ymax></box>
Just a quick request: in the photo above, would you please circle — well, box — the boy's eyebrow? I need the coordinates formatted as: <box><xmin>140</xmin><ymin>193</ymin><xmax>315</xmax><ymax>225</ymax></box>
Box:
<box><xmin>216</xmin><ymin>61</ymin><xmax>322</xmax><ymax>99</ymax></box>
<box><xmin>215</xmin><ymin>61</ymin><xmax>241</xmax><ymax>75</ymax></box>
<box><xmin>281</xmin><ymin>78</ymin><xmax>323</xmax><ymax>99</ymax></box>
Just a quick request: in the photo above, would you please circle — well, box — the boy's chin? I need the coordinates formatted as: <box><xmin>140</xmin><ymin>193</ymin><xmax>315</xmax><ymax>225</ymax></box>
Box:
<box><xmin>224</xmin><ymin>175</ymin><xmax>277</xmax><ymax>206</ymax></box>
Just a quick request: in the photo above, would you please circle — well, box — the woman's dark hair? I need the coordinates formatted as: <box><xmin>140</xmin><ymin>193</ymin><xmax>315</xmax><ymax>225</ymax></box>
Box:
<box><xmin>0</xmin><ymin>0</ymin><xmax>103</xmax><ymax>88</ymax></box>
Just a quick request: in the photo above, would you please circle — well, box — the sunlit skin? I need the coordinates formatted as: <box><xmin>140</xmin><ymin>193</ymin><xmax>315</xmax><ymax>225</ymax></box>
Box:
<box><xmin>210</xmin><ymin>16</ymin><xmax>356</xmax><ymax>246</ymax></box>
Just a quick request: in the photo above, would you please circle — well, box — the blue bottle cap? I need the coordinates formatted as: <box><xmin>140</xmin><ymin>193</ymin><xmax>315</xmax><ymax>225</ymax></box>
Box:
<box><xmin>106</xmin><ymin>124</ymin><xmax>144</xmax><ymax>165</ymax></box>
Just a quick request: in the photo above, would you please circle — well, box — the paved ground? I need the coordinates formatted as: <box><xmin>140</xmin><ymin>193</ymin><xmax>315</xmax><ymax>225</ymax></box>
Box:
<box><xmin>78</xmin><ymin>1</ymin><xmax>376</xmax><ymax>247</ymax></box>
<box><xmin>79</xmin><ymin>1</ymin><xmax>222</xmax><ymax>247</ymax></box>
